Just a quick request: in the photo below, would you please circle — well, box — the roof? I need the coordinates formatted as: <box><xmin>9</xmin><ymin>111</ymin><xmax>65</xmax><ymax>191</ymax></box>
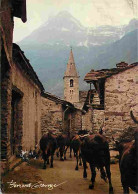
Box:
<box><xmin>64</xmin><ymin>49</ymin><xmax>79</xmax><ymax>77</ymax></box>
<box><xmin>13</xmin><ymin>43</ymin><xmax>44</xmax><ymax>92</ymax></box>
<box><xmin>12</xmin><ymin>0</ymin><xmax>27</xmax><ymax>23</ymax></box>
<box><xmin>42</xmin><ymin>92</ymin><xmax>75</xmax><ymax>108</ymax></box>
<box><xmin>84</xmin><ymin>62</ymin><xmax>138</xmax><ymax>82</ymax></box>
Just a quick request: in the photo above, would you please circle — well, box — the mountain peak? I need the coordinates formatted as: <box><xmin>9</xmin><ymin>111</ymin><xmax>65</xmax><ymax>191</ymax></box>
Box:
<box><xmin>129</xmin><ymin>18</ymin><xmax>138</xmax><ymax>25</ymax></box>
<box><xmin>57</xmin><ymin>11</ymin><xmax>73</xmax><ymax>18</ymax></box>
<box><xmin>44</xmin><ymin>10</ymin><xmax>85</xmax><ymax>33</ymax></box>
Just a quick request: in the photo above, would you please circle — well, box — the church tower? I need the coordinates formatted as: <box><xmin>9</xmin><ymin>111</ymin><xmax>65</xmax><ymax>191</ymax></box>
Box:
<box><xmin>63</xmin><ymin>48</ymin><xmax>79</xmax><ymax>103</ymax></box>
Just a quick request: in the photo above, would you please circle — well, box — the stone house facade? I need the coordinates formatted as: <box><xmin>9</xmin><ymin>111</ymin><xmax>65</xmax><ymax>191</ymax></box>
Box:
<box><xmin>104</xmin><ymin>63</ymin><xmax>138</xmax><ymax>138</ymax></box>
<box><xmin>1</xmin><ymin>0</ymin><xmax>27</xmax><ymax>171</ymax></box>
<box><xmin>84</xmin><ymin>62</ymin><xmax>138</xmax><ymax>139</ymax></box>
<box><xmin>1</xmin><ymin>43</ymin><xmax>44</xmax><ymax>166</ymax></box>
<box><xmin>12</xmin><ymin>44</ymin><xmax>44</xmax><ymax>151</ymax></box>
<box><xmin>41</xmin><ymin>92</ymin><xmax>82</xmax><ymax>135</ymax></box>
<box><xmin>41</xmin><ymin>94</ymin><xmax>63</xmax><ymax>134</ymax></box>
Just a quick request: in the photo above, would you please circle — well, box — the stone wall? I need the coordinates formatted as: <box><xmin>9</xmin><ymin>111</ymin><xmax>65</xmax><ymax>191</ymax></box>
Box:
<box><xmin>12</xmin><ymin>63</ymin><xmax>42</xmax><ymax>151</ymax></box>
<box><xmin>1</xmin><ymin>0</ymin><xmax>13</xmax><ymax>162</ymax></box>
<box><xmin>41</xmin><ymin>96</ymin><xmax>83</xmax><ymax>135</ymax></box>
<box><xmin>82</xmin><ymin>91</ymin><xmax>104</xmax><ymax>133</ymax></box>
<box><xmin>1</xmin><ymin>70</ymin><xmax>12</xmax><ymax>160</ymax></box>
<box><xmin>72</xmin><ymin>110</ymin><xmax>82</xmax><ymax>133</ymax></box>
<box><xmin>93</xmin><ymin>109</ymin><xmax>105</xmax><ymax>133</ymax></box>
<box><xmin>82</xmin><ymin>108</ymin><xmax>92</xmax><ymax>131</ymax></box>
<box><xmin>104</xmin><ymin>66</ymin><xmax>138</xmax><ymax>138</ymax></box>
<box><xmin>41</xmin><ymin>97</ymin><xmax>63</xmax><ymax>135</ymax></box>
<box><xmin>82</xmin><ymin>108</ymin><xmax>104</xmax><ymax>133</ymax></box>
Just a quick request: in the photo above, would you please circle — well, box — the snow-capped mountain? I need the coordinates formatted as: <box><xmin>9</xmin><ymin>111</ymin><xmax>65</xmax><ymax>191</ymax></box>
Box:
<box><xmin>21</xmin><ymin>11</ymin><xmax>87</xmax><ymax>46</ymax></box>
<box><xmin>20</xmin><ymin>11</ymin><xmax>138</xmax><ymax>47</ymax></box>
<box><xmin>18</xmin><ymin>11</ymin><xmax>138</xmax><ymax>96</ymax></box>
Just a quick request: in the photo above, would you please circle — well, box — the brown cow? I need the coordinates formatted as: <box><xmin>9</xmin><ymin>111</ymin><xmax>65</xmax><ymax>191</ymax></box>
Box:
<box><xmin>71</xmin><ymin>134</ymin><xmax>82</xmax><ymax>170</ymax></box>
<box><xmin>114</xmin><ymin>127</ymin><xmax>138</xmax><ymax>193</ymax></box>
<box><xmin>71</xmin><ymin>130</ymin><xmax>89</xmax><ymax>170</ymax></box>
<box><xmin>113</xmin><ymin>111</ymin><xmax>138</xmax><ymax>193</ymax></box>
<box><xmin>81</xmin><ymin>134</ymin><xmax>113</xmax><ymax>193</ymax></box>
<box><xmin>40</xmin><ymin>133</ymin><xmax>57</xmax><ymax>169</ymax></box>
<box><xmin>56</xmin><ymin>134</ymin><xmax>72</xmax><ymax>161</ymax></box>
<box><xmin>116</xmin><ymin>139</ymin><xmax>137</xmax><ymax>193</ymax></box>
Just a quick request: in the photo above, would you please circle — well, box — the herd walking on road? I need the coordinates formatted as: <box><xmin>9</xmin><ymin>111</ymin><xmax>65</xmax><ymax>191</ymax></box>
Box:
<box><xmin>39</xmin><ymin>111</ymin><xmax>138</xmax><ymax>194</ymax></box>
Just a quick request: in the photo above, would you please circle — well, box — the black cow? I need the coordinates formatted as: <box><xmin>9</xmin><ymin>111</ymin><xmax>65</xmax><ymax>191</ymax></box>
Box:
<box><xmin>40</xmin><ymin>133</ymin><xmax>57</xmax><ymax>169</ymax></box>
<box><xmin>71</xmin><ymin>134</ymin><xmax>82</xmax><ymax>170</ymax></box>
<box><xmin>81</xmin><ymin>134</ymin><xmax>113</xmax><ymax>193</ymax></box>
<box><xmin>56</xmin><ymin>134</ymin><xmax>71</xmax><ymax>161</ymax></box>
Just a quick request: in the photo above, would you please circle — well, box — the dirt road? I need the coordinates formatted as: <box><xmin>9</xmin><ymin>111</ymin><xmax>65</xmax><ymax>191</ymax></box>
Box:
<box><xmin>3</xmin><ymin>152</ymin><xmax>135</xmax><ymax>194</ymax></box>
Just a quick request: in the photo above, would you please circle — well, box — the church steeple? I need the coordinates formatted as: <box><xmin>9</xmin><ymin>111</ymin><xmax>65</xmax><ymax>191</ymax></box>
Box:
<box><xmin>64</xmin><ymin>48</ymin><xmax>79</xmax><ymax>77</ymax></box>
<box><xmin>63</xmin><ymin>48</ymin><xmax>79</xmax><ymax>103</ymax></box>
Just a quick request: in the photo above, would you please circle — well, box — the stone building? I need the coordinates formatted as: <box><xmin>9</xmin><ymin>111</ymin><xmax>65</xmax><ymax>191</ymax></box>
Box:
<box><xmin>41</xmin><ymin>92</ymin><xmax>75</xmax><ymax>134</ymax></box>
<box><xmin>1</xmin><ymin>0</ymin><xmax>27</xmax><ymax>170</ymax></box>
<box><xmin>1</xmin><ymin>43</ymin><xmax>44</xmax><ymax>167</ymax></box>
<box><xmin>1</xmin><ymin>0</ymin><xmax>45</xmax><ymax>171</ymax></box>
<box><xmin>84</xmin><ymin>62</ymin><xmax>138</xmax><ymax>138</ymax></box>
<box><xmin>41</xmin><ymin>91</ymin><xmax>84</xmax><ymax>136</ymax></box>
<box><xmin>12</xmin><ymin>44</ymin><xmax>44</xmax><ymax>150</ymax></box>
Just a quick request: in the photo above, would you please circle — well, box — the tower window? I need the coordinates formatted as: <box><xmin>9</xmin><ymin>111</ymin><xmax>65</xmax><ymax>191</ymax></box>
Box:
<box><xmin>70</xmin><ymin>79</ymin><xmax>73</xmax><ymax>87</ymax></box>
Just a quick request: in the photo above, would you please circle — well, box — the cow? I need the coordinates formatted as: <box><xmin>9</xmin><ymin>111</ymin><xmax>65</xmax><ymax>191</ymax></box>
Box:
<box><xmin>81</xmin><ymin>134</ymin><xmax>113</xmax><ymax>193</ymax></box>
<box><xmin>40</xmin><ymin>132</ymin><xmax>57</xmax><ymax>169</ymax></box>
<box><xmin>115</xmin><ymin>138</ymin><xmax>137</xmax><ymax>193</ymax></box>
<box><xmin>56</xmin><ymin>134</ymin><xmax>71</xmax><ymax>161</ymax></box>
<box><xmin>113</xmin><ymin>110</ymin><xmax>138</xmax><ymax>193</ymax></box>
<box><xmin>71</xmin><ymin>130</ymin><xmax>88</xmax><ymax>170</ymax></box>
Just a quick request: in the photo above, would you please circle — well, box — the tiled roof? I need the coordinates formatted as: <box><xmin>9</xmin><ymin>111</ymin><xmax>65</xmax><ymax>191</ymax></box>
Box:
<box><xmin>42</xmin><ymin>92</ymin><xmax>75</xmax><ymax>108</ymax></box>
<box><xmin>84</xmin><ymin>62</ymin><xmax>138</xmax><ymax>82</ymax></box>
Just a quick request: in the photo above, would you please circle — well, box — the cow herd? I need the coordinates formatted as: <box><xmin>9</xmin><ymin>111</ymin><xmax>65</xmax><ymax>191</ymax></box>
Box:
<box><xmin>39</xmin><ymin>111</ymin><xmax>137</xmax><ymax>194</ymax></box>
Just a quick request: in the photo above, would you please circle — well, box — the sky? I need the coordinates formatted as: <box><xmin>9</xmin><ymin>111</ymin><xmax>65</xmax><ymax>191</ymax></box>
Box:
<box><xmin>13</xmin><ymin>0</ymin><xmax>137</xmax><ymax>42</ymax></box>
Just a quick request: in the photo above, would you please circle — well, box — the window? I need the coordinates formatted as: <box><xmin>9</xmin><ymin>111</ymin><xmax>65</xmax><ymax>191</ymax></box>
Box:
<box><xmin>70</xmin><ymin>79</ymin><xmax>73</xmax><ymax>87</ymax></box>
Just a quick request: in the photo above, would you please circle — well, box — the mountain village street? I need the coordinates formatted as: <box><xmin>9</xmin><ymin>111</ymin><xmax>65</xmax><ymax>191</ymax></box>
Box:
<box><xmin>1</xmin><ymin>1</ymin><xmax>138</xmax><ymax>194</ymax></box>
<box><xmin>2</xmin><ymin>151</ymin><xmax>135</xmax><ymax>194</ymax></box>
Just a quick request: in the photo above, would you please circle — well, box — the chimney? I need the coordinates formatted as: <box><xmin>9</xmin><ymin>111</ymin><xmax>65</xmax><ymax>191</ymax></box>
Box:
<box><xmin>116</xmin><ymin>62</ymin><xmax>128</xmax><ymax>69</ymax></box>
